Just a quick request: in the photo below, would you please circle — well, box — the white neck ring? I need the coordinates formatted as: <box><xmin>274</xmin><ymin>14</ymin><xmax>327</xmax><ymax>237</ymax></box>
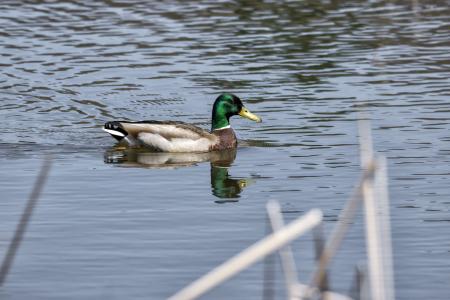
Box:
<box><xmin>214</xmin><ymin>125</ymin><xmax>231</xmax><ymax>130</ymax></box>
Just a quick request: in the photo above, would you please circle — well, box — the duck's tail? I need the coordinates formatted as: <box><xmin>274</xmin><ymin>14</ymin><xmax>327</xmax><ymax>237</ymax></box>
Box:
<box><xmin>103</xmin><ymin>121</ymin><xmax>128</xmax><ymax>141</ymax></box>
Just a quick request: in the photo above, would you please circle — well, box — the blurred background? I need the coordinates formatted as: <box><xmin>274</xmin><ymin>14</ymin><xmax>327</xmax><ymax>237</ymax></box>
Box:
<box><xmin>0</xmin><ymin>0</ymin><xmax>449</xmax><ymax>299</ymax></box>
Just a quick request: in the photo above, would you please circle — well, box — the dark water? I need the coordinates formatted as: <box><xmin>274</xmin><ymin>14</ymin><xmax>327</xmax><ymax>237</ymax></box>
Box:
<box><xmin>1</xmin><ymin>0</ymin><xmax>449</xmax><ymax>299</ymax></box>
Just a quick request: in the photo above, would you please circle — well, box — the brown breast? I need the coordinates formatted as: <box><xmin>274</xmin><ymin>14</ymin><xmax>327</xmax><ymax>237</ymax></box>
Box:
<box><xmin>210</xmin><ymin>128</ymin><xmax>237</xmax><ymax>151</ymax></box>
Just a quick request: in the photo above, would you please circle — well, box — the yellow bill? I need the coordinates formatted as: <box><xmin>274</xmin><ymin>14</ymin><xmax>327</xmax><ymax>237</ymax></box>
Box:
<box><xmin>239</xmin><ymin>107</ymin><xmax>262</xmax><ymax>123</ymax></box>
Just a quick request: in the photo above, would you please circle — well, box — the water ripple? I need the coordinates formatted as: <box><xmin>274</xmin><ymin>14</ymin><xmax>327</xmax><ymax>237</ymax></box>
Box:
<box><xmin>0</xmin><ymin>2</ymin><xmax>449</xmax><ymax>297</ymax></box>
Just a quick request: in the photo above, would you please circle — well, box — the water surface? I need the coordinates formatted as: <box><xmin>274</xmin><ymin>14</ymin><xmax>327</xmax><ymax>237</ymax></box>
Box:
<box><xmin>1</xmin><ymin>1</ymin><xmax>449</xmax><ymax>299</ymax></box>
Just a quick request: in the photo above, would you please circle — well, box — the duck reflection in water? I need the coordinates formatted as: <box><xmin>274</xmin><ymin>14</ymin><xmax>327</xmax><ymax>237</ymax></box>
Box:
<box><xmin>104</xmin><ymin>147</ymin><xmax>254</xmax><ymax>201</ymax></box>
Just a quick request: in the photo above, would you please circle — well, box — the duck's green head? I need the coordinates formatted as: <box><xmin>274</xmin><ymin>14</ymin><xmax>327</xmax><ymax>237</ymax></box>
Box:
<box><xmin>211</xmin><ymin>93</ymin><xmax>262</xmax><ymax>131</ymax></box>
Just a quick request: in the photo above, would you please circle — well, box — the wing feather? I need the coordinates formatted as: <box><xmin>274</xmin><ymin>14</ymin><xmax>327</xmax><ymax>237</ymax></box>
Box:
<box><xmin>111</xmin><ymin>121</ymin><xmax>217</xmax><ymax>152</ymax></box>
<box><xmin>119</xmin><ymin>121</ymin><xmax>214</xmax><ymax>140</ymax></box>
<box><xmin>137</xmin><ymin>132</ymin><xmax>215</xmax><ymax>152</ymax></box>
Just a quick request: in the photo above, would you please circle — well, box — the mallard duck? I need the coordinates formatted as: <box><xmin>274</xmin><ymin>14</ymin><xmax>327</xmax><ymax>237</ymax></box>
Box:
<box><xmin>102</xmin><ymin>93</ymin><xmax>261</xmax><ymax>152</ymax></box>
